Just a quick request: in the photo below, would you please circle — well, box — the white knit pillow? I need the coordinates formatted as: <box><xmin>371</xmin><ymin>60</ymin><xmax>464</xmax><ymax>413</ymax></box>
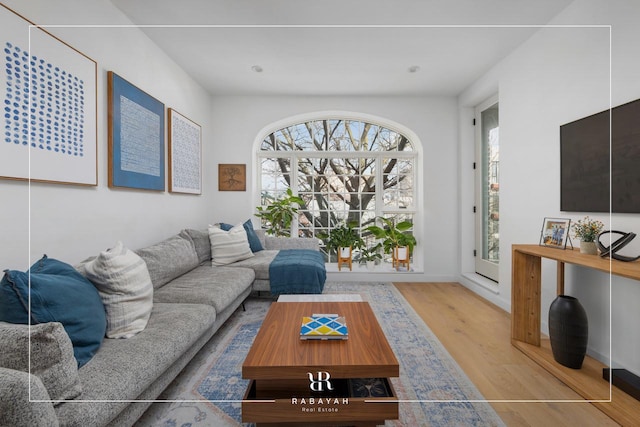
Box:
<box><xmin>208</xmin><ymin>224</ymin><xmax>254</xmax><ymax>266</ymax></box>
<box><xmin>79</xmin><ymin>241</ymin><xmax>153</xmax><ymax>339</ymax></box>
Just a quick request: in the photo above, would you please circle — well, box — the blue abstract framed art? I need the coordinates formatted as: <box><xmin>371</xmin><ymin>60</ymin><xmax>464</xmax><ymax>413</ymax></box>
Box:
<box><xmin>108</xmin><ymin>71</ymin><xmax>165</xmax><ymax>191</ymax></box>
<box><xmin>0</xmin><ymin>4</ymin><xmax>98</xmax><ymax>185</ymax></box>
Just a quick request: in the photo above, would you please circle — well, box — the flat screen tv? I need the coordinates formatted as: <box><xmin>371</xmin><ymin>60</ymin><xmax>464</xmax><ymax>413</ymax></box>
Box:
<box><xmin>560</xmin><ymin>98</ymin><xmax>640</xmax><ymax>213</ymax></box>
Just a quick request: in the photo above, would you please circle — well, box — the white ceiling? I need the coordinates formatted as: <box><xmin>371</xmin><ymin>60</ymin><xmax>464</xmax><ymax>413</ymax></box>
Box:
<box><xmin>110</xmin><ymin>0</ymin><xmax>573</xmax><ymax>96</ymax></box>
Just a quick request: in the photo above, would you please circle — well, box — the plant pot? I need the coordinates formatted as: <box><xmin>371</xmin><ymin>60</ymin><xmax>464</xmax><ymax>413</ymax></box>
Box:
<box><xmin>366</xmin><ymin>260</ymin><xmax>375</xmax><ymax>270</ymax></box>
<box><xmin>337</xmin><ymin>247</ymin><xmax>352</xmax><ymax>271</ymax></box>
<box><xmin>339</xmin><ymin>247</ymin><xmax>352</xmax><ymax>258</ymax></box>
<box><xmin>394</xmin><ymin>246</ymin><xmax>408</xmax><ymax>261</ymax></box>
<box><xmin>548</xmin><ymin>295</ymin><xmax>588</xmax><ymax>369</ymax></box>
<box><xmin>580</xmin><ymin>241</ymin><xmax>597</xmax><ymax>255</ymax></box>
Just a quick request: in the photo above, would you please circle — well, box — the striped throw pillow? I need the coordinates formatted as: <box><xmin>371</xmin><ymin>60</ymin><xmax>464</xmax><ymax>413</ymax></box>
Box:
<box><xmin>78</xmin><ymin>241</ymin><xmax>153</xmax><ymax>339</ymax></box>
<box><xmin>209</xmin><ymin>224</ymin><xmax>254</xmax><ymax>266</ymax></box>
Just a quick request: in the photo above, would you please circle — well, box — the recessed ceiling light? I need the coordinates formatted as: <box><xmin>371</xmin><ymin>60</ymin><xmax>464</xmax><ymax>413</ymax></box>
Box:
<box><xmin>251</xmin><ymin>65</ymin><xmax>263</xmax><ymax>73</ymax></box>
<box><xmin>408</xmin><ymin>65</ymin><xmax>420</xmax><ymax>73</ymax></box>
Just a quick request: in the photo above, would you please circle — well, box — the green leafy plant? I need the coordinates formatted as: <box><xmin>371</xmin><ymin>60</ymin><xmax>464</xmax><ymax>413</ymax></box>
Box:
<box><xmin>572</xmin><ymin>216</ymin><xmax>604</xmax><ymax>242</ymax></box>
<box><xmin>366</xmin><ymin>217</ymin><xmax>416</xmax><ymax>255</ymax></box>
<box><xmin>318</xmin><ymin>220</ymin><xmax>364</xmax><ymax>255</ymax></box>
<box><xmin>255</xmin><ymin>188</ymin><xmax>304</xmax><ymax>237</ymax></box>
<box><xmin>356</xmin><ymin>243</ymin><xmax>383</xmax><ymax>265</ymax></box>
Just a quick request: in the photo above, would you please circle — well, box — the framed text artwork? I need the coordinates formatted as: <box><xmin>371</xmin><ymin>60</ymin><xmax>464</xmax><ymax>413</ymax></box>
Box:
<box><xmin>0</xmin><ymin>4</ymin><xmax>98</xmax><ymax>185</ymax></box>
<box><xmin>168</xmin><ymin>108</ymin><xmax>201</xmax><ymax>194</ymax></box>
<box><xmin>108</xmin><ymin>71</ymin><xmax>165</xmax><ymax>191</ymax></box>
<box><xmin>218</xmin><ymin>164</ymin><xmax>246</xmax><ymax>191</ymax></box>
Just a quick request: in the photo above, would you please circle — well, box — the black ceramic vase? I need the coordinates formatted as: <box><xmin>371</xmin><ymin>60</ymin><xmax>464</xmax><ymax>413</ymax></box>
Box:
<box><xmin>548</xmin><ymin>295</ymin><xmax>588</xmax><ymax>369</ymax></box>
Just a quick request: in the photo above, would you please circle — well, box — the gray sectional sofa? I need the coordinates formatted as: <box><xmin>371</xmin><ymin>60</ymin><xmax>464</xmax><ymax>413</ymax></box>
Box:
<box><xmin>0</xmin><ymin>227</ymin><xmax>319</xmax><ymax>427</ymax></box>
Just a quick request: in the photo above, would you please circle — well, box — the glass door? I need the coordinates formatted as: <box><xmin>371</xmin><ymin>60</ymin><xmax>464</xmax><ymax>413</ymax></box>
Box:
<box><xmin>475</xmin><ymin>96</ymin><xmax>499</xmax><ymax>281</ymax></box>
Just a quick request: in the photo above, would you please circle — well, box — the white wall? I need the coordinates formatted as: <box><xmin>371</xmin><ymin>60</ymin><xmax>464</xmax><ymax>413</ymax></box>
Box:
<box><xmin>1</xmin><ymin>0</ymin><xmax>213</xmax><ymax>269</ymax></box>
<box><xmin>459</xmin><ymin>0</ymin><xmax>640</xmax><ymax>374</ymax></box>
<box><xmin>208</xmin><ymin>95</ymin><xmax>460</xmax><ymax>282</ymax></box>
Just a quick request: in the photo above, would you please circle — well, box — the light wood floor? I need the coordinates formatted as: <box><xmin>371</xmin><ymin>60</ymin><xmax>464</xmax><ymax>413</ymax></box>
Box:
<box><xmin>394</xmin><ymin>282</ymin><xmax>619</xmax><ymax>427</ymax></box>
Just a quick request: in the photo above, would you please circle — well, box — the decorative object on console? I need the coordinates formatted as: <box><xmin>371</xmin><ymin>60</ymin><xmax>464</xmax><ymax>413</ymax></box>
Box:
<box><xmin>597</xmin><ymin>230</ymin><xmax>640</xmax><ymax>262</ymax></box>
<box><xmin>0</xmin><ymin>4</ymin><xmax>98</xmax><ymax>185</ymax></box>
<box><xmin>168</xmin><ymin>108</ymin><xmax>201</xmax><ymax>194</ymax></box>
<box><xmin>548</xmin><ymin>295</ymin><xmax>588</xmax><ymax>369</ymax></box>
<box><xmin>539</xmin><ymin>217</ymin><xmax>572</xmax><ymax>249</ymax></box>
<box><xmin>218</xmin><ymin>164</ymin><xmax>246</xmax><ymax>191</ymax></box>
<box><xmin>108</xmin><ymin>71</ymin><xmax>165</xmax><ymax>191</ymax></box>
<box><xmin>572</xmin><ymin>216</ymin><xmax>604</xmax><ymax>254</ymax></box>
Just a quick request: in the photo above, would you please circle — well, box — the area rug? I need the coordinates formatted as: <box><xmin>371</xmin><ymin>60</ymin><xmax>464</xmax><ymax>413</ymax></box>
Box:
<box><xmin>135</xmin><ymin>282</ymin><xmax>505</xmax><ymax>426</ymax></box>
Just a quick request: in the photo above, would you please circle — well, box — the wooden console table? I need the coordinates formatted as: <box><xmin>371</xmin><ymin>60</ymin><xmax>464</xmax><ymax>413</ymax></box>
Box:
<box><xmin>511</xmin><ymin>244</ymin><xmax>640</xmax><ymax>425</ymax></box>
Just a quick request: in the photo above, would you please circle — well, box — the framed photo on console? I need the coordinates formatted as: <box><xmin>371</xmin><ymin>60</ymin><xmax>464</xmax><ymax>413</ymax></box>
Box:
<box><xmin>540</xmin><ymin>217</ymin><xmax>572</xmax><ymax>249</ymax></box>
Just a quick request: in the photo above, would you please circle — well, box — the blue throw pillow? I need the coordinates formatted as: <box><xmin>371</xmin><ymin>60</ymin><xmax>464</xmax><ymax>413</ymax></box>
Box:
<box><xmin>219</xmin><ymin>219</ymin><xmax>264</xmax><ymax>253</ymax></box>
<box><xmin>0</xmin><ymin>255</ymin><xmax>107</xmax><ymax>367</ymax></box>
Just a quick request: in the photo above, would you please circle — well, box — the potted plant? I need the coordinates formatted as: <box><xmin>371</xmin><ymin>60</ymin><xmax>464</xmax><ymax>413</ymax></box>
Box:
<box><xmin>366</xmin><ymin>217</ymin><xmax>416</xmax><ymax>270</ymax></box>
<box><xmin>318</xmin><ymin>220</ymin><xmax>364</xmax><ymax>270</ymax></box>
<box><xmin>255</xmin><ymin>188</ymin><xmax>304</xmax><ymax>237</ymax></box>
<box><xmin>572</xmin><ymin>216</ymin><xmax>604</xmax><ymax>254</ymax></box>
<box><xmin>356</xmin><ymin>243</ymin><xmax>383</xmax><ymax>270</ymax></box>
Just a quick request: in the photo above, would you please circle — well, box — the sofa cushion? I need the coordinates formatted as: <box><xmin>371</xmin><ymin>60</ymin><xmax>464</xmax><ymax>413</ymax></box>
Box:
<box><xmin>183</xmin><ymin>228</ymin><xmax>211</xmax><ymax>264</ymax></box>
<box><xmin>0</xmin><ymin>321</ymin><xmax>82</xmax><ymax>404</ymax></box>
<box><xmin>55</xmin><ymin>302</ymin><xmax>216</xmax><ymax>426</ymax></box>
<box><xmin>135</xmin><ymin>231</ymin><xmax>199</xmax><ymax>289</ymax></box>
<box><xmin>77</xmin><ymin>241</ymin><xmax>153</xmax><ymax>339</ymax></box>
<box><xmin>0</xmin><ymin>368</ymin><xmax>59</xmax><ymax>427</ymax></box>
<box><xmin>208</xmin><ymin>224</ymin><xmax>254</xmax><ymax>266</ymax></box>
<box><xmin>220</xmin><ymin>219</ymin><xmax>264</xmax><ymax>252</ymax></box>
<box><xmin>0</xmin><ymin>255</ymin><xmax>107</xmax><ymax>368</ymax></box>
<box><xmin>225</xmin><ymin>249</ymin><xmax>278</xmax><ymax>280</ymax></box>
<box><xmin>153</xmin><ymin>265</ymin><xmax>254</xmax><ymax>314</ymax></box>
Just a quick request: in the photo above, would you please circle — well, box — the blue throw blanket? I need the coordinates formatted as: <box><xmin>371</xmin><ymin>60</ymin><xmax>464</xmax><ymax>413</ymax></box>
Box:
<box><xmin>269</xmin><ymin>249</ymin><xmax>326</xmax><ymax>295</ymax></box>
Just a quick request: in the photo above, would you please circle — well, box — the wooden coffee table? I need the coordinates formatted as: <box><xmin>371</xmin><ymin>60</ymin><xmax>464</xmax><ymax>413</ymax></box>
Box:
<box><xmin>242</xmin><ymin>301</ymin><xmax>399</xmax><ymax>426</ymax></box>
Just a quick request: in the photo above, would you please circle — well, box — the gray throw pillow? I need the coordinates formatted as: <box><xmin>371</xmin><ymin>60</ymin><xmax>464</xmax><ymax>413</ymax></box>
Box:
<box><xmin>0</xmin><ymin>321</ymin><xmax>82</xmax><ymax>404</ymax></box>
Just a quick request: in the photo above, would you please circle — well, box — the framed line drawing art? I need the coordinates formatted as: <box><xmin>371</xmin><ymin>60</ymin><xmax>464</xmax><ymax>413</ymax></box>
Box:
<box><xmin>0</xmin><ymin>4</ymin><xmax>98</xmax><ymax>185</ymax></box>
<box><xmin>108</xmin><ymin>71</ymin><xmax>165</xmax><ymax>191</ymax></box>
<box><xmin>540</xmin><ymin>217</ymin><xmax>572</xmax><ymax>249</ymax></box>
<box><xmin>168</xmin><ymin>108</ymin><xmax>201</xmax><ymax>194</ymax></box>
<box><xmin>218</xmin><ymin>164</ymin><xmax>246</xmax><ymax>191</ymax></box>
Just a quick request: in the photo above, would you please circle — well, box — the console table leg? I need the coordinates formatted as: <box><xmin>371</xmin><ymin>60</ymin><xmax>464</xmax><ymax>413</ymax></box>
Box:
<box><xmin>511</xmin><ymin>249</ymin><xmax>541</xmax><ymax>346</ymax></box>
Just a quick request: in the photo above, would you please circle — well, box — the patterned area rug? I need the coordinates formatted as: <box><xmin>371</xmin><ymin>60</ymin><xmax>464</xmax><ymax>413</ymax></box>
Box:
<box><xmin>135</xmin><ymin>282</ymin><xmax>505</xmax><ymax>427</ymax></box>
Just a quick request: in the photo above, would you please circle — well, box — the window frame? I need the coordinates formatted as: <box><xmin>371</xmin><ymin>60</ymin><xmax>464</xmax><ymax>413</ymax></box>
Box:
<box><xmin>253</xmin><ymin>111</ymin><xmax>422</xmax><ymax>269</ymax></box>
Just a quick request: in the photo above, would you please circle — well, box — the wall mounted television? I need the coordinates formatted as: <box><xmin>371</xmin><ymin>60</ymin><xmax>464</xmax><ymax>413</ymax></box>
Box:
<box><xmin>560</xmin><ymin>98</ymin><xmax>640</xmax><ymax>213</ymax></box>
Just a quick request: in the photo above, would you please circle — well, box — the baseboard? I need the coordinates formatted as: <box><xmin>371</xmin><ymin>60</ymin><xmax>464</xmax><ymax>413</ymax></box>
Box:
<box><xmin>458</xmin><ymin>273</ymin><xmax>510</xmax><ymax>312</ymax></box>
<box><xmin>603</xmin><ymin>368</ymin><xmax>640</xmax><ymax>401</ymax></box>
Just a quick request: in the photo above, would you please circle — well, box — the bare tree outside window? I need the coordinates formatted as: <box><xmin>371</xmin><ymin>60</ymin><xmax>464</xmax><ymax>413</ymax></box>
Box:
<box><xmin>259</xmin><ymin>119</ymin><xmax>416</xmax><ymax>262</ymax></box>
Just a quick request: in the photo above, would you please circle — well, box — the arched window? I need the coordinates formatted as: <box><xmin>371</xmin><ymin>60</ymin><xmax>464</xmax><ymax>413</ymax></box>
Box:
<box><xmin>257</xmin><ymin>114</ymin><xmax>419</xmax><ymax>264</ymax></box>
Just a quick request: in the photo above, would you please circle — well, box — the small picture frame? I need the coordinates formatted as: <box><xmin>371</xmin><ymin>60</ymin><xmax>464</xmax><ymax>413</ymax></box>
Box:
<box><xmin>218</xmin><ymin>164</ymin><xmax>246</xmax><ymax>191</ymax></box>
<box><xmin>540</xmin><ymin>217</ymin><xmax>572</xmax><ymax>249</ymax></box>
